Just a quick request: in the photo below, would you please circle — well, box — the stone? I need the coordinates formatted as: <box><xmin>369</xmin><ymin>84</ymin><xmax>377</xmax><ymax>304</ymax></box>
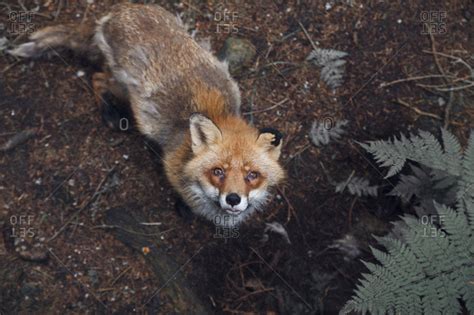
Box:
<box><xmin>218</xmin><ymin>37</ymin><xmax>256</xmax><ymax>76</ymax></box>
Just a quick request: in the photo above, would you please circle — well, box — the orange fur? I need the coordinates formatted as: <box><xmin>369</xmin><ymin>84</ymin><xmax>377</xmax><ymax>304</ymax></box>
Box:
<box><xmin>191</xmin><ymin>82</ymin><xmax>230</xmax><ymax>121</ymax></box>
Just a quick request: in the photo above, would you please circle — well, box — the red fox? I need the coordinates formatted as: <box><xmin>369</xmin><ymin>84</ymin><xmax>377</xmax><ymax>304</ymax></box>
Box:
<box><xmin>9</xmin><ymin>3</ymin><xmax>285</xmax><ymax>227</ymax></box>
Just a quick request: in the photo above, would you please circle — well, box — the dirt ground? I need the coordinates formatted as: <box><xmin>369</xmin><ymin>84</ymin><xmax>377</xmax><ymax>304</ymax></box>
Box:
<box><xmin>0</xmin><ymin>0</ymin><xmax>473</xmax><ymax>314</ymax></box>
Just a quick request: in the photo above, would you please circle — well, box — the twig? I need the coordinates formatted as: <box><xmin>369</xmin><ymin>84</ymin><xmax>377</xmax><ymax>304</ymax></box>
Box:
<box><xmin>276</xmin><ymin>187</ymin><xmax>298</xmax><ymax>224</ymax></box>
<box><xmin>81</xmin><ymin>3</ymin><xmax>91</xmax><ymax>24</ymax></box>
<box><xmin>347</xmin><ymin>197</ymin><xmax>357</xmax><ymax>230</ymax></box>
<box><xmin>243</xmin><ymin>98</ymin><xmax>288</xmax><ymax>115</ymax></box>
<box><xmin>393</xmin><ymin>98</ymin><xmax>442</xmax><ymax>120</ymax></box>
<box><xmin>337</xmin><ymin>170</ymin><xmax>355</xmax><ymax>194</ymax></box>
<box><xmin>429</xmin><ymin>32</ymin><xmax>447</xmax><ymax>77</ymax></box>
<box><xmin>298</xmin><ymin>21</ymin><xmax>318</xmax><ymax>51</ymax></box>
<box><xmin>181</xmin><ymin>0</ymin><xmax>204</xmax><ymax>14</ymax></box>
<box><xmin>380</xmin><ymin>74</ymin><xmax>456</xmax><ymax>88</ymax></box>
<box><xmin>422</xmin><ymin>50</ymin><xmax>474</xmax><ymax>75</ymax></box>
<box><xmin>47</xmin><ymin>167</ymin><xmax>116</xmax><ymax>242</ymax></box>
<box><xmin>17</xmin><ymin>0</ymin><xmax>27</xmax><ymax>11</ymax></box>
<box><xmin>235</xmin><ymin>288</ymin><xmax>275</xmax><ymax>302</ymax></box>
<box><xmin>109</xmin><ymin>266</ymin><xmax>132</xmax><ymax>286</ymax></box>
<box><xmin>0</xmin><ymin>129</ymin><xmax>36</xmax><ymax>151</ymax></box>
<box><xmin>444</xmin><ymin>90</ymin><xmax>454</xmax><ymax>129</ymax></box>
<box><xmin>54</xmin><ymin>0</ymin><xmax>62</xmax><ymax>21</ymax></box>
<box><xmin>285</xmin><ymin>144</ymin><xmax>311</xmax><ymax>166</ymax></box>
<box><xmin>419</xmin><ymin>82</ymin><xmax>474</xmax><ymax>92</ymax></box>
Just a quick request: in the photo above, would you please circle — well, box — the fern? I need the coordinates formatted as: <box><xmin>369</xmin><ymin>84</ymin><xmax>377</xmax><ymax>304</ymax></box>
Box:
<box><xmin>335</xmin><ymin>175</ymin><xmax>378</xmax><ymax>197</ymax></box>
<box><xmin>0</xmin><ymin>37</ymin><xmax>8</xmax><ymax>52</ymax></box>
<box><xmin>310</xmin><ymin>119</ymin><xmax>348</xmax><ymax>146</ymax></box>
<box><xmin>390</xmin><ymin>164</ymin><xmax>458</xmax><ymax>216</ymax></box>
<box><xmin>307</xmin><ymin>48</ymin><xmax>348</xmax><ymax>89</ymax></box>
<box><xmin>342</xmin><ymin>129</ymin><xmax>474</xmax><ymax>315</ymax></box>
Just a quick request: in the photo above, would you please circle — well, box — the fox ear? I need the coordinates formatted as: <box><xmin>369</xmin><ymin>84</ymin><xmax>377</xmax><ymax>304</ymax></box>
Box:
<box><xmin>189</xmin><ymin>113</ymin><xmax>222</xmax><ymax>153</ymax></box>
<box><xmin>257</xmin><ymin>128</ymin><xmax>283</xmax><ymax>159</ymax></box>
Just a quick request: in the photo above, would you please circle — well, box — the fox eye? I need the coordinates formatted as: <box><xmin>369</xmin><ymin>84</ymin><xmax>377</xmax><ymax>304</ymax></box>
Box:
<box><xmin>213</xmin><ymin>168</ymin><xmax>224</xmax><ymax>177</ymax></box>
<box><xmin>246</xmin><ymin>171</ymin><xmax>259</xmax><ymax>181</ymax></box>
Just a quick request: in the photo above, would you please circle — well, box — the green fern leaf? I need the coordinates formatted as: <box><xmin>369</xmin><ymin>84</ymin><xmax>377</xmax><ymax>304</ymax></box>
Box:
<box><xmin>344</xmin><ymin>129</ymin><xmax>474</xmax><ymax>315</ymax></box>
<box><xmin>441</xmin><ymin>128</ymin><xmax>462</xmax><ymax>176</ymax></box>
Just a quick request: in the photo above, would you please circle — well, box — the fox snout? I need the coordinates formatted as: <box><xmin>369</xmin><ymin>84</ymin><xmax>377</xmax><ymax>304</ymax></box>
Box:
<box><xmin>220</xmin><ymin>192</ymin><xmax>248</xmax><ymax>214</ymax></box>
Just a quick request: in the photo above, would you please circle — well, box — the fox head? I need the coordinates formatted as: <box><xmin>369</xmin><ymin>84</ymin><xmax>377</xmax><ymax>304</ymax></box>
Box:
<box><xmin>184</xmin><ymin>113</ymin><xmax>285</xmax><ymax>221</ymax></box>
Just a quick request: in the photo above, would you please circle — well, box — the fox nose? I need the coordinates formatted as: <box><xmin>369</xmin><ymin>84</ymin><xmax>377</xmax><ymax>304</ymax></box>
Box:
<box><xmin>226</xmin><ymin>193</ymin><xmax>241</xmax><ymax>207</ymax></box>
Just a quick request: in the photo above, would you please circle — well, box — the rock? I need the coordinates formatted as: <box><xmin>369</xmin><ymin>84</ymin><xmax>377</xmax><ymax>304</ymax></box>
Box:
<box><xmin>217</xmin><ymin>37</ymin><xmax>256</xmax><ymax>76</ymax></box>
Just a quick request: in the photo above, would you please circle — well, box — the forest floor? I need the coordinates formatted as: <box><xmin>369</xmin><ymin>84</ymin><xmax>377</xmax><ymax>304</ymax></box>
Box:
<box><xmin>1</xmin><ymin>0</ymin><xmax>473</xmax><ymax>314</ymax></box>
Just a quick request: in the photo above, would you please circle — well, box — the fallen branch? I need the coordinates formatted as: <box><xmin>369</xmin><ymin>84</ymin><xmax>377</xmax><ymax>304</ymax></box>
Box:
<box><xmin>393</xmin><ymin>98</ymin><xmax>442</xmax><ymax>120</ymax></box>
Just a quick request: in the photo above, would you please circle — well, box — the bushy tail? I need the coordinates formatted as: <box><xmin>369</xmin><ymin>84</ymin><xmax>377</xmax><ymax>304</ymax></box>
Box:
<box><xmin>8</xmin><ymin>22</ymin><xmax>100</xmax><ymax>62</ymax></box>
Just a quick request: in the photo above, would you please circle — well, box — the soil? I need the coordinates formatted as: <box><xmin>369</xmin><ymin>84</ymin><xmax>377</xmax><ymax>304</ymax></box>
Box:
<box><xmin>0</xmin><ymin>0</ymin><xmax>473</xmax><ymax>314</ymax></box>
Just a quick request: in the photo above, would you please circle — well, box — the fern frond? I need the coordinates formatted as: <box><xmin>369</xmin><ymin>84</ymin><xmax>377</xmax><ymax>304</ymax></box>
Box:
<box><xmin>344</xmin><ymin>129</ymin><xmax>474</xmax><ymax>315</ymax></box>
<box><xmin>441</xmin><ymin>128</ymin><xmax>462</xmax><ymax>175</ymax></box>
<box><xmin>309</xmin><ymin>119</ymin><xmax>348</xmax><ymax>146</ymax></box>
<box><xmin>307</xmin><ymin>47</ymin><xmax>348</xmax><ymax>89</ymax></box>
<box><xmin>358</xmin><ymin>134</ymin><xmax>410</xmax><ymax>178</ymax></box>
<box><xmin>360</xmin><ymin>130</ymin><xmax>465</xmax><ymax>178</ymax></box>
<box><xmin>335</xmin><ymin>175</ymin><xmax>378</xmax><ymax>197</ymax></box>
<box><xmin>458</xmin><ymin>132</ymin><xmax>474</xmax><ymax>205</ymax></box>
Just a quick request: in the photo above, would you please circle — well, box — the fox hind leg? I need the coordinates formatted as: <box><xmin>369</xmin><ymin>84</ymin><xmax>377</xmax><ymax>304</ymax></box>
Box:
<box><xmin>92</xmin><ymin>71</ymin><xmax>132</xmax><ymax>131</ymax></box>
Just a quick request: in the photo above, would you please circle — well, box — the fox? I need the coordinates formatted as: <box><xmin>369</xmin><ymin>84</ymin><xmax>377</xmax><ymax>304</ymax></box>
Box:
<box><xmin>9</xmin><ymin>3</ymin><xmax>285</xmax><ymax>227</ymax></box>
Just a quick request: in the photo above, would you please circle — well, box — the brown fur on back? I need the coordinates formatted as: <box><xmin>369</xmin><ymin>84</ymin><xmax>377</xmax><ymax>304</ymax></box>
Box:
<box><xmin>94</xmin><ymin>3</ymin><xmax>241</xmax><ymax>149</ymax></box>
